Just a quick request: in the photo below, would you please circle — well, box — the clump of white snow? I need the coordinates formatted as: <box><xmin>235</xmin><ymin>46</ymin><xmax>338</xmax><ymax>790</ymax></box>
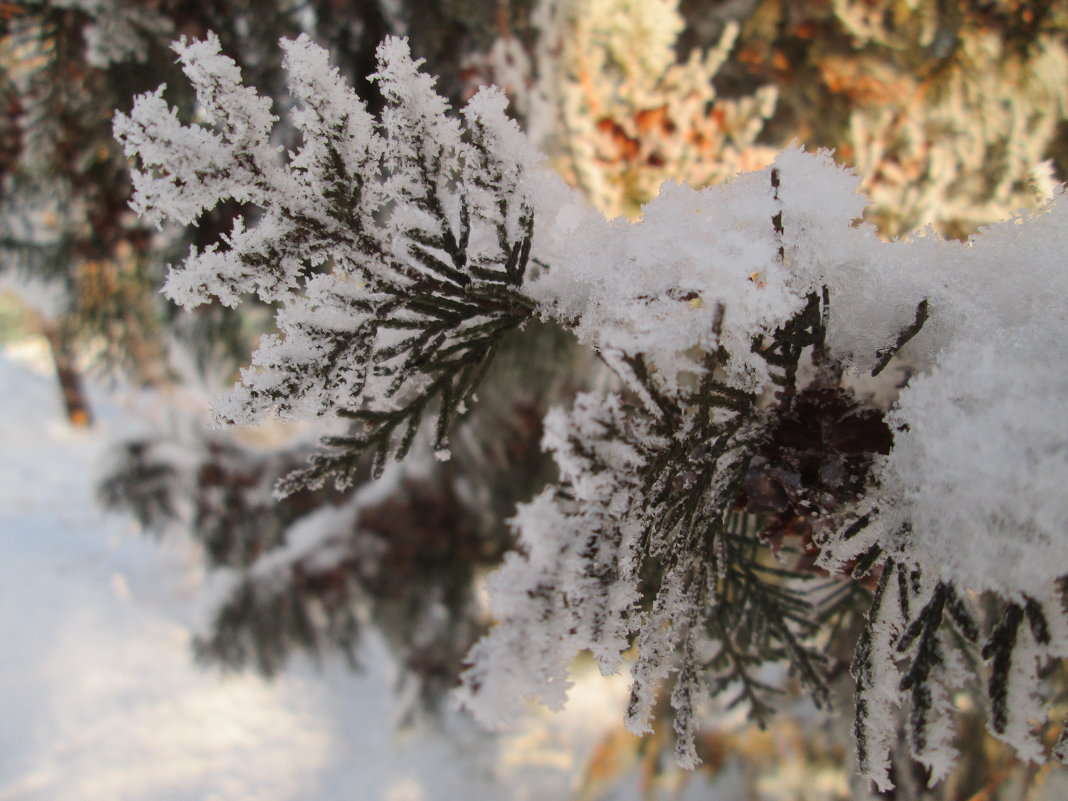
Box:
<box><xmin>528</xmin><ymin>166</ymin><xmax>798</xmax><ymax>396</ymax></box>
<box><xmin>875</xmin><ymin>331</ymin><xmax>1068</xmax><ymax>594</ymax></box>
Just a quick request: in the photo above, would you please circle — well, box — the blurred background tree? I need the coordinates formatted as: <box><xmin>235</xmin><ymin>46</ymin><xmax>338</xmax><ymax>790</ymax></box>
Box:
<box><xmin>537</xmin><ymin>0</ymin><xmax>1067</xmax><ymax>235</ymax></box>
<box><xmin>4</xmin><ymin>0</ymin><xmax>1067</xmax><ymax>797</ymax></box>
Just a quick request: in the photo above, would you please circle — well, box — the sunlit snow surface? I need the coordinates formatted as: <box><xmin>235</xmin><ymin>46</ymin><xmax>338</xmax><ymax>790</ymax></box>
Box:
<box><xmin>0</xmin><ymin>341</ymin><xmax>623</xmax><ymax>801</ymax></box>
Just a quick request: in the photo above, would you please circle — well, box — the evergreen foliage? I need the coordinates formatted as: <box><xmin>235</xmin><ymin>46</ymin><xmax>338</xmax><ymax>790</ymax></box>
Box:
<box><xmin>113</xmin><ymin>28</ymin><xmax>1068</xmax><ymax>794</ymax></box>
<box><xmin>115</xmin><ymin>33</ymin><xmax>538</xmax><ymax>490</ymax></box>
<box><xmin>812</xmin><ymin>0</ymin><xmax>1068</xmax><ymax>238</ymax></box>
<box><xmin>5</xmin><ymin>1</ymin><xmax>1061</xmax><ymax>794</ymax></box>
<box><xmin>529</xmin><ymin>0</ymin><xmax>778</xmax><ymax>220</ymax></box>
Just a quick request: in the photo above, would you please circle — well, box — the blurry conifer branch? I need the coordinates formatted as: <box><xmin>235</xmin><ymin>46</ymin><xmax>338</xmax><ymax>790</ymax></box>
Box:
<box><xmin>523</xmin><ymin>0</ymin><xmax>1068</xmax><ymax>237</ymax></box>
<box><xmin>729</xmin><ymin>0</ymin><xmax>1068</xmax><ymax>238</ymax></box>
<box><xmin>528</xmin><ymin>0</ymin><xmax>778</xmax><ymax>220</ymax></box>
<box><xmin>0</xmin><ymin>1</ymin><xmax>169</xmax><ymax>394</ymax></box>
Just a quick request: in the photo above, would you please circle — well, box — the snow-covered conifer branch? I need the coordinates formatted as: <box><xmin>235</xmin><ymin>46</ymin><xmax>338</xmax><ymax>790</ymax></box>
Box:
<box><xmin>462</xmin><ymin>149</ymin><xmax>1068</xmax><ymax>784</ymax></box>
<box><xmin>850</xmin><ymin>563</ymin><xmax>1068</xmax><ymax>789</ymax></box>
<box><xmin>115</xmin><ymin>33</ymin><xmax>1068</xmax><ymax>791</ymax></box>
<box><xmin>458</xmin><ymin>289</ymin><xmax>846</xmax><ymax>764</ymax></box>
<box><xmin>115</xmin><ymin>33</ymin><xmax>539</xmax><ymax>489</ymax></box>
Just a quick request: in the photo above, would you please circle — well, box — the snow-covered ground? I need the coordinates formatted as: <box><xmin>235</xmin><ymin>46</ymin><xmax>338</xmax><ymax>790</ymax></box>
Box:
<box><xmin>0</xmin><ymin>341</ymin><xmax>626</xmax><ymax>801</ymax></box>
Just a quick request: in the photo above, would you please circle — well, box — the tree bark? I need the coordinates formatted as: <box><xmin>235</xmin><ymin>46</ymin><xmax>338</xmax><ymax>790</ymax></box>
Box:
<box><xmin>41</xmin><ymin>322</ymin><xmax>92</xmax><ymax>427</ymax></box>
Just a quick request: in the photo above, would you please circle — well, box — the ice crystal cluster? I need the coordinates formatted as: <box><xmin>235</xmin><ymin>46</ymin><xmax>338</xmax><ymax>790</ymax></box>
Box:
<box><xmin>115</xmin><ymin>33</ymin><xmax>1068</xmax><ymax>790</ymax></box>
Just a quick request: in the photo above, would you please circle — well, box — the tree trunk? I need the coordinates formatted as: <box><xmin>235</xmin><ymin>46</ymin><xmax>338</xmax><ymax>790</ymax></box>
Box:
<box><xmin>41</xmin><ymin>322</ymin><xmax>92</xmax><ymax>427</ymax></box>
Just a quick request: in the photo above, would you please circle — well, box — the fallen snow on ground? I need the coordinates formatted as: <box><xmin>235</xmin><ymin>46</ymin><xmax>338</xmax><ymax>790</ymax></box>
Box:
<box><xmin>0</xmin><ymin>340</ymin><xmax>626</xmax><ymax>801</ymax></box>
